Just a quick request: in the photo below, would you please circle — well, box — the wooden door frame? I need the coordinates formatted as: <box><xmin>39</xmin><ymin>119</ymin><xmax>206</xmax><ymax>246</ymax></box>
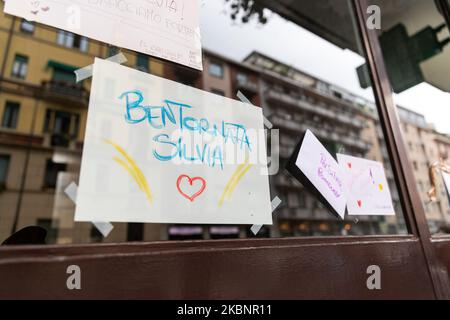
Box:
<box><xmin>0</xmin><ymin>0</ymin><xmax>449</xmax><ymax>299</ymax></box>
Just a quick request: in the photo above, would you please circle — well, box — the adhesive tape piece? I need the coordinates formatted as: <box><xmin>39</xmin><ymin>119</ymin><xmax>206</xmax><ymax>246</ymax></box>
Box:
<box><xmin>251</xmin><ymin>196</ymin><xmax>282</xmax><ymax>236</ymax></box>
<box><xmin>92</xmin><ymin>221</ymin><xmax>114</xmax><ymax>238</ymax></box>
<box><xmin>237</xmin><ymin>90</ymin><xmax>273</xmax><ymax>129</ymax></box>
<box><xmin>64</xmin><ymin>181</ymin><xmax>78</xmax><ymax>203</ymax></box>
<box><xmin>75</xmin><ymin>52</ymin><xmax>128</xmax><ymax>82</ymax></box>
<box><xmin>64</xmin><ymin>182</ymin><xmax>114</xmax><ymax>238</ymax></box>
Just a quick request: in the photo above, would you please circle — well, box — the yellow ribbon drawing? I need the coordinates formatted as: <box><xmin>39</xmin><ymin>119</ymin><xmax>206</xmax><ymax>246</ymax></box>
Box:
<box><xmin>218</xmin><ymin>155</ymin><xmax>253</xmax><ymax>207</ymax></box>
<box><xmin>104</xmin><ymin>139</ymin><xmax>153</xmax><ymax>204</ymax></box>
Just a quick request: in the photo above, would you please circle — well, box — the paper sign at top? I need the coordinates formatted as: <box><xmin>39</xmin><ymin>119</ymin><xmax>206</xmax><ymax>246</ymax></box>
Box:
<box><xmin>295</xmin><ymin>130</ymin><xmax>348</xmax><ymax>219</ymax></box>
<box><xmin>337</xmin><ymin>154</ymin><xmax>395</xmax><ymax>216</ymax></box>
<box><xmin>4</xmin><ymin>0</ymin><xmax>203</xmax><ymax>70</ymax></box>
<box><xmin>74</xmin><ymin>58</ymin><xmax>272</xmax><ymax>225</ymax></box>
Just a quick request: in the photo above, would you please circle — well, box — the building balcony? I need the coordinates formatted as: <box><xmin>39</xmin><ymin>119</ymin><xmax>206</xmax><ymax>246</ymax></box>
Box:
<box><xmin>43</xmin><ymin>133</ymin><xmax>79</xmax><ymax>150</ymax></box>
<box><xmin>41</xmin><ymin>80</ymin><xmax>89</xmax><ymax>107</ymax></box>
<box><xmin>266</xmin><ymin>89</ymin><xmax>366</xmax><ymax>129</ymax></box>
<box><xmin>270</xmin><ymin>113</ymin><xmax>371</xmax><ymax>153</ymax></box>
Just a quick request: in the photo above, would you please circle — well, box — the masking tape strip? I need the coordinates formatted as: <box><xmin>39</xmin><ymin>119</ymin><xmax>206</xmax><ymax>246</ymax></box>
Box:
<box><xmin>251</xmin><ymin>196</ymin><xmax>282</xmax><ymax>236</ymax></box>
<box><xmin>237</xmin><ymin>90</ymin><xmax>273</xmax><ymax>129</ymax></box>
<box><xmin>64</xmin><ymin>182</ymin><xmax>114</xmax><ymax>238</ymax></box>
<box><xmin>74</xmin><ymin>52</ymin><xmax>127</xmax><ymax>83</ymax></box>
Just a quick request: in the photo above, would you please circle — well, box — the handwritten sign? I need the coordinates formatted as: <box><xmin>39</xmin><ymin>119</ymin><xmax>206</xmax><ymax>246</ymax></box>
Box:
<box><xmin>291</xmin><ymin>130</ymin><xmax>348</xmax><ymax>219</ymax></box>
<box><xmin>74</xmin><ymin>58</ymin><xmax>272</xmax><ymax>224</ymax></box>
<box><xmin>337</xmin><ymin>154</ymin><xmax>395</xmax><ymax>216</ymax></box>
<box><xmin>4</xmin><ymin>0</ymin><xmax>202</xmax><ymax>70</ymax></box>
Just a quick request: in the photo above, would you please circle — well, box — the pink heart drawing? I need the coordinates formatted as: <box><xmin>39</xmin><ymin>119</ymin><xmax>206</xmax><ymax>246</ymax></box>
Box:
<box><xmin>347</xmin><ymin>162</ymin><xmax>352</xmax><ymax>169</ymax></box>
<box><xmin>41</xmin><ymin>6</ymin><xmax>50</xmax><ymax>12</ymax></box>
<box><xmin>357</xmin><ymin>200</ymin><xmax>362</xmax><ymax>208</ymax></box>
<box><xmin>176</xmin><ymin>175</ymin><xmax>206</xmax><ymax>202</ymax></box>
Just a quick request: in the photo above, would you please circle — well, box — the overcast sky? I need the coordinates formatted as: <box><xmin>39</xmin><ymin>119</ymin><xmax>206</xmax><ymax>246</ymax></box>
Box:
<box><xmin>199</xmin><ymin>0</ymin><xmax>450</xmax><ymax>134</ymax></box>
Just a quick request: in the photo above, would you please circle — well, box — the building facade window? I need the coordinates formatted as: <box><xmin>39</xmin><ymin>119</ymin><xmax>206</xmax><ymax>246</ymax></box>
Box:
<box><xmin>136</xmin><ymin>53</ymin><xmax>149</xmax><ymax>72</ymax></box>
<box><xmin>43</xmin><ymin>160</ymin><xmax>67</xmax><ymax>189</ymax></box>
<box><xmin>11</xmin><ymin>54</ymin><xmax>28</xmax><ymax>79</ymax></box>
<box><xmin>57</xmin><ymin>30</ymin><xmax>88</xmax><ymax>52</ymax></box>
<box><xmin>44</xmin><ymin>109</ymin><xmax>80</xmax><ymax>147</ymax></box>
<box><xmin>107</xmin><ymin>46</ymin><xmax>119</xmax><ymax>57</ymax></box>
<box><xmin>52</xmin><ymin>68</ymin><xmax>76</xmax><ymax>83</ymax></box>
<box><xmin>208</xmin><ymin>61</ymin><xmax>224</xmax><ymax>78</ymax></box>
<box><xmin>20</xmin><ymin>19</ymin><xmax>35</xmax><ymax>33</ymax></box>
<box><xmin>0</xmin><ymin>155</ymin><xmax>10</xmax><ymax>189</ymax></box>
<box><xmin>1</xmin><ymin>101</ymin><xmax>20</xmax><ymax>129</ymax></box>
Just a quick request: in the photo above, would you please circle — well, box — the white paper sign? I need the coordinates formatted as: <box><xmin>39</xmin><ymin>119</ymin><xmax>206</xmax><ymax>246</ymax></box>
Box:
<box><xmin>295</xmin><ymin>130</ymin><xmax>348</xmax><ymax>219</ymax></box>
<box><xmin>4</xmin><ymin>0</ymin><xmax>202</xmax><ymax>70</ymax></box>
<box><xmin>75</xmin><ymin>58</ymin><xmax>272</xmax><ymax>225</ymax></box>
<box><xmin>337</xmin><ymin>154</ymin><xmax>395</xmax><ymax>216</ymax></box>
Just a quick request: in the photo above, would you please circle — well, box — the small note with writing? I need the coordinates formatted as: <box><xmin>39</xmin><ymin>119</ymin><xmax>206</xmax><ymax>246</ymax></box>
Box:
<box><xmin>337</xmin><ymin>154</ymin><xmax>395</xmax><ymax>216</ymax></box>
<box><xmin>292</xmin><ymin>130</ymin><xmax>348</xmax><ymax>219</ymax></box>
<box><xmin>4</xmin><ymin>0</ymin><xmax>203</xmax><ymax>70</ymax></box>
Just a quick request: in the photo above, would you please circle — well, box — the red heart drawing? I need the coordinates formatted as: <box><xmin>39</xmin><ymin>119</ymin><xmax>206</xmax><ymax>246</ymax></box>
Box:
<box><xmin>357</xmin><ymin>200</ymin><xmax>362</xmax><ymax>208</ymax></box>
<box><xmin>347</xmin><ymin>162</ymin><xmax>352</xmax><ymax>169</ymax></box>
<box><xmin>176</xmin><ymin>175</ymin><xmax>206</xmax><ymax>202</ymax></box>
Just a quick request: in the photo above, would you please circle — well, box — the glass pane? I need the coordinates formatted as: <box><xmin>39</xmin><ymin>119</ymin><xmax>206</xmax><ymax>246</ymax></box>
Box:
<box><xmin>0</xmin><ymin>0</ymin><xmax>409</xmax><ymax>245</ymax></box>
<box><xmin>371</xmin><ymin>0</ymin><xmax>450</xmax><ymax>236</ymax></box>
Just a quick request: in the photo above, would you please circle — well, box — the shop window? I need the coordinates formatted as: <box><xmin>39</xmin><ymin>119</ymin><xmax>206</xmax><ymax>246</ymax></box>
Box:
<box><xmin>11</xmin><ymin>54</ymin><xmax>28</xmax><ymax>79</ymax></box>
<box><xmin>0</xmin><ymin>155</ymin><xmax>10</xmax><ymax>189</ymax></box>
<box><xmin>57</xmin><ymin>30</ymin><xmax>88</xmax><ymax>52</ymax></box>
<box><xmin>43</xmin><ymin>160</ymin><xmax>67</xmax><ymax>189</ymax></box>
<box><xmin>1</xmin><ymin>101</ymin><xmax>20</xmax><ymax>129</ymax></box>
<box><xmin>20</xmin><ymin>19</ymin><xmax>35</xmax><ymax>34</ymax></box>
<box><xmin>208</xmin><ymin>61</ymin><xmax>223</xmax><ymax>78</ymax></box>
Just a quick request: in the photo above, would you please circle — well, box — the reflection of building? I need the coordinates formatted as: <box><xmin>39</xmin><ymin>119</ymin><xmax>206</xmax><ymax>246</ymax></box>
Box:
<box><xmin>0</xmin><ymin>5</ymin><xmax>165</xmax><ymax>244</ymax></box>
<box><xmin>1</xmin><ymin>1</ymin><xmax>449</xmax><ymax>244</ymax></box>
<box><xmin>242</xmin><ymin>52</ymin><xmax>404</xmax><ymax>236</ymax></box>
<box><xmin>397</xmin><ymin>107</ymin><xmax>450</xmax><ymax>233</ymax></box>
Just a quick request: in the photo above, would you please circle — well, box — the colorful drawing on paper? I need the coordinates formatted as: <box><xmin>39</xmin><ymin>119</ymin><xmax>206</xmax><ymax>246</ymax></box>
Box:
<box><xmin>177</xmin><ymin>175</ymin><xmax>206</xmax><ymax>202</ymax></box>
<box><xmin>74</xmin><ymin>59</ymin><xmax>272</xmax><ymax>225</ymax></box>
<box><xmin>218</xmin><ymin>155</ymin><xmax>253</xmax><ymax>207</ymax></box>
<box><xmin>337</xmin><ymin>154</ymin><xmax>395</xmax><ymax>216</ymax></box>
<box><xmin>105</xmin><ymin>139</ymin><xmax>153</xmax><ymax>204</ymax></box>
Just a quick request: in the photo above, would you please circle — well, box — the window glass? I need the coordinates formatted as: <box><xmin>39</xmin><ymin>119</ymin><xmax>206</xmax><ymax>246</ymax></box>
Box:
<box><xmin>371</xmin><ymin>0</ymin><xmax>450</xmax><ymax>236</ymax></box>
<box><xmin>208</xmin><ymin>61</ymin><xmax>224</xmax><ymax>78</ymax></box>
<box><xmin>20</xmin><ymin>19</ymin><xmax>34</xmax><ymax>34</ymax></box>
<box><xmin>2</xmin><ymin>101</ymin><xmax>20</xmax><ymax>129</ymax></box>
<box><xmin>11</xmin><ymin>54</ymin><xmax>28</xmax><ymax>79</ymax></box>
<box><xmin>136</xmin><ymin>53</ymin><xmax>149</xmax><ymax>72</ymax></box>
<box><xmin>0</xmin><ymin>155</ymin><xmax>10</xmax><ymax>188</ymax></box>
<box><xmin>57</xmin><ymin>30</ymin><xmax>88</xmax><ymax>52</ymax></box>
<box><xmin>0</xmin><ymin>0</ymin><xmax>410</xmax><ymax>245</ymax></box>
